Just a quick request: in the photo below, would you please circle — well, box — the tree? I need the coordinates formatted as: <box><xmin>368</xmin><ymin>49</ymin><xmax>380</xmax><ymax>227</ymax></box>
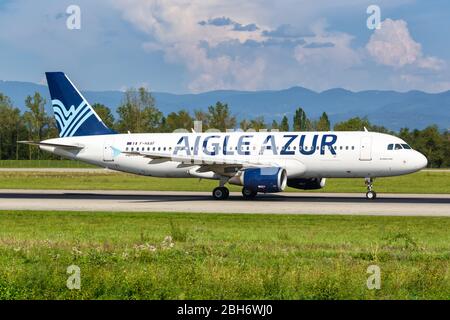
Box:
<box><xmin>0</xmin><ymin>93</ymin><xmax>23</xmax><ymax>160</ymax></box>
<box><xmin>207</xmin><ymin>102</ymin><xmax>236</xmax><ymax>132</ymax></box>
<box><xmin>271</xmin><ymin>120</ymin><xmax>279</xmax><ymax>131</ymax></box>
<box><xmin>280</xmin><ymin>115</ymin><xmax>289</xmax><ymax>131</ymax></box>
<box><xmin>194</xmin><ymin>110</ymin><xmax>210</xmax><ymax>132</ymax></box>
<box><xmin>116</xmin><ymin>87</ymin><xmax>163</xmax><ymax>133</ymax></box>
<box><xmin>250</xmin><ymin>116</ymin><xmax>266</xmax><ymax>131</ymax></box>
<box><xmin>413</xmin><ymin>125</ymin><xmax>445</xmax><ymax>168</ymax></box>
<box><xmin>333</xmin><ymin>117</ymin><xmax>371</xmax><ymax>131</ymax></box>
<box><xmin>239</xmin><ymin>119</ymin><xmax>251</xmax><ymax>131</ymax></box>
<box><xmin>316</xmin><ymin>112</ymin><xmax>330</xmax><ymax>131</ymax></box>
<box><xmin>23</xmin><ymin>92</ymin><xmax>52</xmax><ymax>159</ymax></box>
<box><xmin>92</xmin><ymin>103</ymin><xmax>115</xmax><ymax>128</ymax></box>
<box><xmin>164</xmin><ymin>110</ymin><xmax>194</xmax><ymax>132</ymax></box>
<box><xmin>293</xmin><ymin>107</ymin><xmax>311</xmax><ymax>131</ymax></box>
<box><xmin>239</xmin><ymin>116</ymin><xmax>266</xmax><ymax>131</ymax></box>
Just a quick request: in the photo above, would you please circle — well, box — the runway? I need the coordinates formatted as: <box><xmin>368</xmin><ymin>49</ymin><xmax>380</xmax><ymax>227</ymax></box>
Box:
<box><xmin>0</xmin><ymin>189</ymin><xmax>449</xmax><ymax>216</ymax></box>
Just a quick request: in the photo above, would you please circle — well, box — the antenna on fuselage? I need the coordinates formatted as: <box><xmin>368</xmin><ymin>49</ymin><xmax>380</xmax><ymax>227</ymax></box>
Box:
<box><xmin>364</xmin><ymin>127</ymin><xmax>369</xmax><ymax>132</ymax></box>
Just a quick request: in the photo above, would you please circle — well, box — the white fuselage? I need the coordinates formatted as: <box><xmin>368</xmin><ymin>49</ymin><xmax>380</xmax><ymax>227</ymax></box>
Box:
<box><xmin>40</xmin><ymin>131</ymin><xmax>427</xmax><ymax>180</ymax></box>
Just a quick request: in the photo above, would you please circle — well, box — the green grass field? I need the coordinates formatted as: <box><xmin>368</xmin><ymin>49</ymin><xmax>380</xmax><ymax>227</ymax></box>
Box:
<box><xmin>0</xmin><ymin>160</ymin><xmax>96</xmax><ymax>168</ymax></box>
<box><xmin>0</xmin><ymin>170</ymin><xmax>448</xmax><ymax>194</ymax></box>
<box><xmin>0</xmin><ymin>211</ymin><xmax>449</xmax><ymax>300</ymax></box>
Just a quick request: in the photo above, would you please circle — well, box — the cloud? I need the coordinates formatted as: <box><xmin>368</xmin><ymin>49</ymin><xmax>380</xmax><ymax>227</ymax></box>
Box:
<box><xmin>303</xmin><ymin>42</ymin><xmax>334</xmax><ymax>49</ymax></box>
<box><xmin>366</xmin><ymin>19</ymin><xmax>444</xmax><ymax>71</ymax></box>
<box><xmin>199</xmin><ymin>16</ymin><xmax>259</xmax><ymax>32</ymax></box>
<box><xmin>262</xmin><ymin>24</ymin><xmax>314</xmax><ymax>38</ymax></box>
<box><xmin>112</xmin><ymin>0</ymin><xmax>269</xmax><ymax>92</ymax></box>
<box><xmin>294</xmin><ymin>33</ymin><xmax>361</xmax><ymax>69</ymax></box>
<box><xmin>199</xmin><ymin>16</ymin><xmax>234</xmax><ymax>27</ymax></box>
<box><xmin>233</xmin><ymin>23</ymin><xmax>258</xmax><ymax>32</ymax></box>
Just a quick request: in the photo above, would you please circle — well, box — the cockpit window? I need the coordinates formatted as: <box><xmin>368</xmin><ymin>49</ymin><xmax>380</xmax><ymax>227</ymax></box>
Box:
<box><xmin>401</xmin><ymin>144</ymin><xmax>412</xmax><ymax>149</ymax></box>
<box><xmin>394</xmin><ymin>144</ymin><xmax>403</xmax><ymax>150</ymax></box>
<box><xmin>387</xmin><ymin>144</ymin><xmax>393</xmax><ymax>150</ymax></box>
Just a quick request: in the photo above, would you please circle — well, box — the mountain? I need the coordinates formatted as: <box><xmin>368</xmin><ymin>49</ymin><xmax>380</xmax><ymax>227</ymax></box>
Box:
<box><xmin>0</xmin><ymin>80</ymin><xmax>449</xmax><ymax>130</ymax></box>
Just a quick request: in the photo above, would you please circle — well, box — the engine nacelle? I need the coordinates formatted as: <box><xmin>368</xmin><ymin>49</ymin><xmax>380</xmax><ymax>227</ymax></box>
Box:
<box><xmin>229</xmin><ymin>167</ymin><xmax>287</xmax><ymax>193</ymax></box>
<box><xmin>287</xmin><ymin>178</ymin><xmax>326</xmax><ymax>190</ymax></box>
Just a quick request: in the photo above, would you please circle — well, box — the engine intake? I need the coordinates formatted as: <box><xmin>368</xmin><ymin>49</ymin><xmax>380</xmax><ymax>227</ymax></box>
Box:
<box><xmin>229</xmin><ymin>167</ymin><xmax>287</xmax><ymax>193</ymax></box>
<box><xmin>287</xmin><ymin>178</ymin><xmax>326</xmax><ymax>190</ymax></box>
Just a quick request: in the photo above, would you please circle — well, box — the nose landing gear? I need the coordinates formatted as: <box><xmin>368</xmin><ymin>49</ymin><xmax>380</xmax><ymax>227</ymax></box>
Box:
<box><xmin>365</xmin><ymin>177</ymin><xmax>377</xmax><ymax>200</ymax></box>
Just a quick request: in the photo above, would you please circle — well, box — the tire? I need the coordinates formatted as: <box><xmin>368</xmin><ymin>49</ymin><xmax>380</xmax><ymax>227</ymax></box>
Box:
<box><xmin>213</xmin><ymin>187</ymin><xmax>229</xmax><ymax>200</ymax></box>
<box><xmin>366</xmin><ymin>191</ymin><xmax>377</xmax><ymax>200</ymax></box>
<box><xmin>242</xmin><ymin>187</ymin><xmax>257</xmax><ymax>200</ymax></box>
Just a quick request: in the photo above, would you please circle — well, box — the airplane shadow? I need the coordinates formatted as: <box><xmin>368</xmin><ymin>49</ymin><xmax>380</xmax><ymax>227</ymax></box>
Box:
<box><xmin>0</xmin><ymin>192</ymin><xmax>449</xmax><ymax>205</ymax></box>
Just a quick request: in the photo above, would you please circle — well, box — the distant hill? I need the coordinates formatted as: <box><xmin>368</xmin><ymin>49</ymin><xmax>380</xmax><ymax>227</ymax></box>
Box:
<box><xmin>0</xmin><ymin>80</ymin><xmax>449</xmax><ymax>130</ymax></box>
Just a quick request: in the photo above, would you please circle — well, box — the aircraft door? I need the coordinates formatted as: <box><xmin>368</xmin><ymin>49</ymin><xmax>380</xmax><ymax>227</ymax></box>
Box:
<box><xmin>359</xmin><ymin>136</ymin><xmax>372</xmax><ymax>161</ymax></box>
<box><xmin>103</xmin><ymin>138</ymin><xmax>115</xmax><ymax>162</ymax></box>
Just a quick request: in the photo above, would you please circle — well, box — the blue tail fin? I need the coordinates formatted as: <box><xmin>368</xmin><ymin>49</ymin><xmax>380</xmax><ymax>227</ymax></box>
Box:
<box><xmin>45</xmin><ymin>72</ymin><xmax>116</xmax><ymax>137</ymax></box>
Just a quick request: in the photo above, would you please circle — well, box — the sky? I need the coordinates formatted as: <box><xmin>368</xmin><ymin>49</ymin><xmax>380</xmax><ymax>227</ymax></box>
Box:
<box><xmin>0</xmin><ymin>0</ymin><xmax>449</xmax><ymax>93</ymax></box>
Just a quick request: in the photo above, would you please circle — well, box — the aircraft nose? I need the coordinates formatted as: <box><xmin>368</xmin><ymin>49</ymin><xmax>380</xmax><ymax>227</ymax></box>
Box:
<box><xmin>414</xmin><ymin>151</ymin><xmax>428</xmax><ymax>170</ymax></box>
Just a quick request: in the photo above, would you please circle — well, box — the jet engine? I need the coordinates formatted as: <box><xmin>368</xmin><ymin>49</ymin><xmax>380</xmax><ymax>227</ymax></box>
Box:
<box><xmin>287</xmin><ymin>178</ymin><xmax>326</xmax><ymax>190</ymax></box>
<box><xmin>229</xmin><ymin>167</ymin><xmax>287</xmax><ymax>193</ymax></box>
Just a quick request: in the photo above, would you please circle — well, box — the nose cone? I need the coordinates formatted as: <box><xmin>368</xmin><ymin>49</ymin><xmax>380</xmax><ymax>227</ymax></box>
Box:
<box><xmin>413</xmin><ymin>151</ymin><xmax>428</xmax><ymax>170</ymax></box>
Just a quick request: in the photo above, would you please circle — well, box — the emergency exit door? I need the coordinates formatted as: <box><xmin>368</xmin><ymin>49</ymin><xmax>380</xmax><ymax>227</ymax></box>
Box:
<box><xmin>359</xmin><ymin>136</ymin><xmax>372</xmax><ymax>161</ymax></box>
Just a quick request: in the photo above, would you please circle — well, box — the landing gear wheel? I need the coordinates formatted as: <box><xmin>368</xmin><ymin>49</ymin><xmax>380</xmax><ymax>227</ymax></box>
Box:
<box><xmin>366</xmin><ymin>191</ymin><xmax>377</xmax><ymax>200</ymax></box>
<box><xmin>242</xmin><ymin>187</ymin><xmax>257</xmax><ymax>200</ymax></box>
<box><xmin>213</xmin><ymin>187</ymin><xmax>229</xmax><ymax>200</ymax></box>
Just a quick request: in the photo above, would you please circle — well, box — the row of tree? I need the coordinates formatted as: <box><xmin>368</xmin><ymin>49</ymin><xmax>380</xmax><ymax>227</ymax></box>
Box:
<box><xmin>0</xmin><ymin>88</ymin><xmax>448</xmax><ymax>167</ymax></box>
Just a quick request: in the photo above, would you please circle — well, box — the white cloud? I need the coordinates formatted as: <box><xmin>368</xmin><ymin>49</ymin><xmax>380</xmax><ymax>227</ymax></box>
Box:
<box><xmin>112</xmin><ymin>0</ymin><xmax>269</xmax><ymax>92</ymax></box>
<box><xmin>366</xmin><ymin>19</ymin><xmax>444</xmax><ymax>71</ymax></box>
<box><xmin>294</xmin><ymin>32</ymin><xmax>361</xmax><ymax>70</ymax></box>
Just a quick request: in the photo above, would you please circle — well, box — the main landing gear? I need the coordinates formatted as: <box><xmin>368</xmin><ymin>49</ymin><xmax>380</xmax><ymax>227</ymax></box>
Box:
<box><xmin>242</xmin><ymin>187</ymin><xmax>257</xmax><ymax>200</ymax></box>
<box><xmin>365</xmin><ymin>177</ymin><xmax>377</xmax><ymax>200</ymax></box>
<box><xmin>212</xmin><ymin>186</ymin><xmax>258</xmax><ymax>200</ymax></box>
<box><xmin>212</xmin><ymin>186</ymin><xmax>229</xmax><ymax>200</ymax></box>
<box><xmin>212</xmin><ymin>178</ymin><xmax>230</xmax><ymax>200</ymax></box>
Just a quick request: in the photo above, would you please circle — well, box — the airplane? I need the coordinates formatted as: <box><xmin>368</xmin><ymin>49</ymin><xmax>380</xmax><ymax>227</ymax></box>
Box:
<box><xmin>21</xmin><ymin>72</ymin><xmax>428</xmax><ymax>200</ymax></box>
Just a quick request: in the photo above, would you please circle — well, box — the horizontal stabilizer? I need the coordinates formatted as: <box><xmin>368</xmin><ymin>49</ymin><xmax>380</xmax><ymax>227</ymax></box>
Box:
<box><xmin>18</xmin><ymin>141</ymin><xmax>84</xmax><ymax>150</ymax></box>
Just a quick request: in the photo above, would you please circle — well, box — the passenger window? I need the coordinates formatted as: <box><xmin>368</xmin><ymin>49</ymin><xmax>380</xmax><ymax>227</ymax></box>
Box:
<box><xmin>395</xmin><ymin>144</ymin><xmax>402</xmax><ymax>150</ymax></box>
<box><xmin>340</xmin><ymin>146</ymin><xmax>343</xmax><ymax>150</ymax></box>
<box><xmin>401</xmin><ymin>144</ymin><xmax>412</xmax><ymax>149</ymax></box>
<box><xmin>387</xmin><ymin>144</ymin><xmax>393</xmax><ymax>150</ymax></box>
<box><xmin>345</xmin><ymin>146</ymin><xmax>349</xmax><ymax>150</ymax></box>
<box><xmin>351</xmin><ymin>146</ymin><xmax>355</xmax><ymax>150</ymax></box>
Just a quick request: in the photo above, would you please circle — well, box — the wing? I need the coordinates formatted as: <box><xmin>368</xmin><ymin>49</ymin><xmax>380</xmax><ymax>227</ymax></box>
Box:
<box><xmin>122</xmin><ymin>150</ymin><xmax>278</xmax><ymax>176</ymax></box>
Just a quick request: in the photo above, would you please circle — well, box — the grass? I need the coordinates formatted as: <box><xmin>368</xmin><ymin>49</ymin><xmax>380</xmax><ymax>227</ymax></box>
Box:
<box><xmin>0</xmin><ymin>211</ymin><xmax>448</xmax><ymax>300</ymax></box>
<box><xmin>0</xmin><ymin>170</ymin><xmax>448</xmax><ymax>194</ymax></box>
<box><xmin>0</xmin><ymin>160</ymin><xmax>96</xmax><ymax>168</ymax></box>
